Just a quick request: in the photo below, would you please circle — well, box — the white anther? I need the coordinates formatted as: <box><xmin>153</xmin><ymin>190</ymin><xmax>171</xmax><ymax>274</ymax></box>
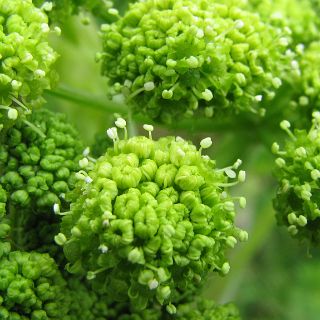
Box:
<box><xmin>225</xmin><ymin>168</ymin><xmax>236</xmax><ymax>179</ymax></box>
<box><xmin>22</xmin><ymin>53</ymin><xmax>33</xmax><ymax>62</ymax></box>
<box><xmin>54</xmin><ymin>26</ymin><xmax>61</xmax><ymax>36</ymax></box>
<box><xmin>53</xmin><ymin>203</ymin><xmax>60</xmax><ymax>214</ymax></box>
<box><xmin>7</xmin><ymin>108</ymin><xmax>18</xmax><ymax>120</ymax></box>
<box><xmin>144</xmin><ymin>81</ymin><xmax>155</xmax><ymax>91</ymax></box>
<box><xmin>200</xmin><ymin>137</ymin><xmax>212</xmax><ymax>149</ymax></box>
<box><xmin>79</xmin><ymin>158</ymin><xmax>89</xmax><ymax>168</ymax></box>
<box><xmin>41</xmin><ymin>23</ymin><xmax>50</xmax><ymax>33</ymax></box>
<box><xmin>186</xmin><ymin>56</ymin><xmax>199</xmax><ymax>68</ymax></box>
<box><xmin>177</xmin><ymin>148</ymin><xmax>185</xmax><ymax>157</ymax></box>
<box><xmin>107</xmin><ymin>127</ymin><xmax>118</xmax><ymax>140</ymax></box>
<box><xmin>124</xmin><ymin>79</ymin><xmax>132</xmax><ymax>88</ymax></box>
<box><xmin>83</xmin><ymin>147</ymin><xmax>90</xmax><ymax>157</ymax></box>
<box><xmin>295</xmin><ymin>147</ymin><xmax>307</xmax><ymax>157</ymax></box>
<box><xmin>99</xmin><ymin>245</ymin><xmax>109</xmax><ymax>253</ymax></box>
<box><xmin>238</xmin><ymin>170</ymin><xmax>246</xmax><ymax>182</ymax></box>
<box><xmin>272</xmin><ymin>77</ymin><xmax>282</xmax><ymax>89</ymax></box>
<box><xmin>202</xmin><ymin>89</ymin><xmax>213</xmax><ymax>101</ymax></box>
<box><xmin>115</xmin><ymin>117</ymin><xmax>126</xmax><ymax>129</ymax></box>
<box><xmin>85</xmin><ymin>176</ymin><xmax>93</xmax><ymax>184</ymax></box>
<box><xmin>296</xmin><ymin>43</ymin><xmax>305</xmax><ymax>54</ymax></box>
<box><xmin>196</xmin><ymin>29</ymin><xmax>204</xmax><ymax>38</ymax></box>
<box><xmin>148</xmin><ymin>279</ymin><xmax>159</xmax><ymax>290</ymax></box>
<box><xmin>254</xmin><ymin>95</ymin><xmax>263</xmax><ymax>102</ymax></box>
<box><xmin>143</xmin><ymin>124</ymin><xmax>154</xmax><ymax>132</ymax></box>
<box><xmin>234</xmin><ymin>19</ymin><xmax>244</xmax><ymax>29</ymax></box>
<box><xmin>41</xmin><ymin>2</ymin><xmax>53</xmax><ymax>11</ymax></box>
<box><xmin>280</xmin><ymin>120</ymin><xmax>291</xmax><ymax>130</ymax></box>
<box><xmin>108</xmin><ymin>8</ymin><xmax>119</xmax><ymax>15</ymax></box>
<box><xmin>34</xmin><ymin>69</ymin><xmax>46</xmax><ymax>78</ymax></box>
<box><xmin>279</xmin><ymin>37</ymin><xmax>289</xmax><ymax>46</ymax></box>
<box><xmin>291</xmin><ymin>60</ymin><xmax>299</xmax><ymax>69</ymax></box>
<box><xmin>11</xmin><ymin>80</ymin><xmax>22</xmax><ymax>90</ymax></box>
<box><xmin>103</xmin><ymin>219</ymin><xmax>110</xmax><ymax>226</ymax></box>
<box><xmin>233</xmin><ymin>159</ymin><xmax>242</xmax><ymax>169</ymax></box>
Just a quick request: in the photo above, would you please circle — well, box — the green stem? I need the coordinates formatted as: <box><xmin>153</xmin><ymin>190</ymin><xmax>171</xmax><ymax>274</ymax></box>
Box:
<box><xmin>45</xmin><ymin>85</ymin><xmax>128</xmax><ymax>114</ymax></box>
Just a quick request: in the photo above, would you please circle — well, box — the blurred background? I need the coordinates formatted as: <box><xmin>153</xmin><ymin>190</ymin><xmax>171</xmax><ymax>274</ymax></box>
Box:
<box><xmin>44</xmin><ymin>14</ymin><xmax>320</xmax><ymax>320</ymax></box>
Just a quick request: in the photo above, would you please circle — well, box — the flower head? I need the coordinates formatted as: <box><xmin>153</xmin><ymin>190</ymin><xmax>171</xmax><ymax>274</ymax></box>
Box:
<box><xmin>100</xmin><ymin>0</ymin><xmax>291</xmax><ymax>123</ymax></box>
<box><xmin>58</xmin><ymin>123</ymin><xmax>246</xmax><ymax>309</ymax></box>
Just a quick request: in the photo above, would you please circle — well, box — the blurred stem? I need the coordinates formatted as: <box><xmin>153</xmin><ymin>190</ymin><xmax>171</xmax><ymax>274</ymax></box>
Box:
<box><xmin>219</xmin><ymin>184</ymin><xmax>276</xmax><ymax>303</ymax></box>
<box><xmin>127</xmin><ymin>108</ymin><xmax>138</xmax><ymax>137</ymax></box>
<box><xmin>45</xmin><ymin>85</ymin><xmax>128</xmax><ymax>114</ymax></box>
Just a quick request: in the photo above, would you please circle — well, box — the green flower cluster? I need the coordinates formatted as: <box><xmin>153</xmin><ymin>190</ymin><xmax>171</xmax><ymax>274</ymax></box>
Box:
<box><xmin>0</xmin><ymin>0</ymin><xmax>58</xmax><ymax>128</ymax></box>
<box><xmin>288</xmin><ymin>41</ymin><xmax>320</xmax><ymax>126</ymax></box>
<box><xmin>173</xmin><ymin>298</ymin><xmax>240</xmax><ymax>320</ymax></box>
<box><xmin>0</xmin><ymin>184</ymin><xmax>10</xmax><ymax>245</ymax></box>
<box><xmin>246</xmin><ymin>0</ymin><xmax>319</xmax><ymax>45</ymax></box>
<box><xmin>0</xmin><ymin>249</ymin><xmax>69</xmax><ymax>319</ymax></box>
<box><xmin>34</xmin><ymin>0</ymin><xmax>134</xmax><ymax>25</ymax></box>
<box><xmin>57</xmin><ymin>119</ymin><xmax>247</xmax><ymax>311</ymax></box>
<box><xmin>99</xmin><ymin>0</ymin><xmax>291</xmax><ymax>123</ymax></box>
<box><xmin>0</xmin><ymin>109</ymin><xmax>83</xmax><ymax>252</ymax></box>
<box><xmin>272</xmin><ymin>112</ymin><xmax>320</xmax><ymax>245</ymax></box>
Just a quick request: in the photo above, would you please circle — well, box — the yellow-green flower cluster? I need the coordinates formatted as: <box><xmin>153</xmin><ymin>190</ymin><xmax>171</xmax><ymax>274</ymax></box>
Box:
<box><xmin>0</xmin><ymin>109</ymin><xmax>83</xmax><ymax>252</ymax></box>
<box><xmin>34</xmin><ymin>0</ymin><xmax>132</xmax><ymax>25</ymax></box>
<box><xmin>0</xmin><ymin>184</ymin><xmax>10</xmax><ymax>246</ymax></box>
<box><xmin>0</xmin><ymin>250</ymin><xmax>69</xmax><ymax>319</ymax></box>
<box><xmin>272</xmin><ymin>112</ymin><xmax>320</xmax><ymax>245</ymax></box>
<box><xmin>173</xmin><ymin>298</ymin><xmax>240</xmax><ymax>320</ymax></box>
<box><xmin>99</xmin><ymin>0</ymin><xmax>291</xmax><ymax>123</ymax></box>
<box><xmin>288</xmin><ymin>41</ymin><xmax>320</xmax><ymax>126</ymax></box>
<box><xmin>57</xmin><ymin>119</ymin><xmax>247</xmax><ymax>311</ymax></box>
<box><xmin>246</xmin><ymin>0</ymin><xmax>319</xmax><ymax>45</ymax></box>
<box><xmin>0</xmin><ymin>0</ymin><xmax>58</xmax><ymax>128</ymax></box>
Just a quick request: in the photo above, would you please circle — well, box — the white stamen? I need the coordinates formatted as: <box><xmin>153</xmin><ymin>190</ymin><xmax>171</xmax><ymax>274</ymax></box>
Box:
<box><xmin>143</xmin><ymin>124</ymin><xmax>154</xmax><ymax>132</ymax></box>
<box><xmin>144</xmin><ymin>82</ymin><xmax>155</xmax><ymax>91</ymax></box>
<box><xmin>115</xmin><ymin>117</ymin><xmax>126</xmax><ymax>129</ymax></box>
<box><xmin>255</xmin><ymin>95</ymin><xmax>263</xmax><ymax>102</ymax></box>
<box><xmin>53</xmin><ymin>203</ymin><xmax>60</xmax><ymax>214</ymax></box>
<box><xmin>79</xmin><ymin>158</ymin><xmax>89</xmax><ymax>168</ymax></box>
<box><xmin>7</xmin><ymin>108</ymin><xmax>18</xmax><ymax>120</ymax></box>
<box><xmin>234</xmin><ymin>19</ymin><xmax>244</xmax><ymax>29</ymax></box>
<box><xmin>148</xmin><ymin>279</ymin><xmax>159</xmax><ymax>290</ymax></box>
<box><xmin>34</xmin><ymin>69</ymin><xmax>46</xmax><ymax>78</ymax></box>
<box><xmin>107</xmin><ymin>127</ymin><xmax>118</xmax><ymax>140</ymax></box>
<box><xmin>99</xmin><ymin>245</ymin><xmax>109</xmax><ymax>253</ymax></box>
<box><xmin>202</xmin><ymin>89</ymin><xmax>213</xmax><ymax>101</ymax></box>
<box><xmin>200</xmin><ymin>137</ymin><xmax>212</xmax><ymax>149</ymax></box>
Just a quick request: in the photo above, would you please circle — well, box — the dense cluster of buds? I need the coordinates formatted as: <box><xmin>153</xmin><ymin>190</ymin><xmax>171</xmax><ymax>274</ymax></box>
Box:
<box><xmin>246</xmin><ymin>0</ymin><xmax>319</xmax><ymax>45</ymax></box>
<box><xmin>0</xmin><ymin>109</ymin><xmax>83</xmax><ymax>252</ymax></box>
<box><xmin>57</xmin><ymin>118</ymin><xmax>247</xmax><ymax>311</ymax></box>
<box><xmin>0</xmin><ymin>250</ymin><xmax>69</xmax><ymax>319</ymax></box>
<box><xmin>0</xmin><ymin>0</ymin><xmax>59</xmax><ymax>129</ymax></box>
<box><xmin>99</xmin><ymin>0</ymin><xmax>291</xmax><ymax>123</ymax></box>
<box><xmin>272</xmin><ymin>112</ymin><xmax>320</xmax><ymax>245</ymax></box>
